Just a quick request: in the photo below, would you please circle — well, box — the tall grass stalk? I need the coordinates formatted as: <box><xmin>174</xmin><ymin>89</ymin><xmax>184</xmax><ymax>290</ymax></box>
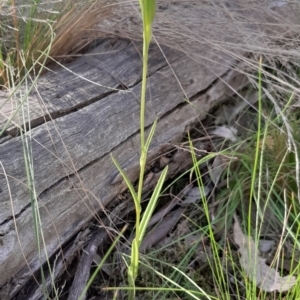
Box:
<box><xmin>189</xmin><ymin>144</ymin><xmax>231</xmax><ymax>300</ymax></box>
<box><xmin>111</xmin><ymin>1</ymin><xmax>168</xmax><ymax>299</ymax></box>
<box><xmin>18</xmin><ymin>56</ymin><xmax>58</xmax><ymax>299</ymax></box>
<box><xmin>1</xmin><ymin>6</ymin><xmax>59</xmax><ymax>294</ymax></box>
<box><xmin>246</xmin><ymin>57</ymin><xmax>264</xmax><ymax>297</ymax></box>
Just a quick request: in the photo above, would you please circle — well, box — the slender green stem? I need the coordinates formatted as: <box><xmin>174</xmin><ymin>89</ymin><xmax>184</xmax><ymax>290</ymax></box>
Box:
<box><xmin>248</xmin><ymin>57</ymin><xmax>263</xmax><ymax>236</ymax></box>
<box><xmin>110</xmin><ymin>2</ymin><xmax>157</xmax><ymax>299</ymax></box>
<box><xmin>137</xmin><ymin>42</ymin><xmax>149</xmax><ymax>236</ymax></box>
<box><xmin>128</xmin><ymin>29</ymin><xmax>150</xmax><ymax>300</ymax></box>
<box><xmin>127</xmin><ymin>2</ymin><xmax>156</xmax><ymax>298</ymax></box>
<box><xmin>140</xmin><ymin>41</ymin><xmax>149</xmax><ymax>150</ymax></box>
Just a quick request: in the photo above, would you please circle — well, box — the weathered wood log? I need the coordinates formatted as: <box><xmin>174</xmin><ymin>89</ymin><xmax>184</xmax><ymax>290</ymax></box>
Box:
<box><xmin>0</xmin><ymin>0</ymin><xmax>299</xmax><ymax>298</ymax></box>
<box><xmin>0</xmin><ymin>37</ymin><xmax>249</xmax><ymax>298</ymax></box>
<box><xmin>67</xmin><ymin>230</ymin><xmax>104</xmax><ymax>300</ymax></box>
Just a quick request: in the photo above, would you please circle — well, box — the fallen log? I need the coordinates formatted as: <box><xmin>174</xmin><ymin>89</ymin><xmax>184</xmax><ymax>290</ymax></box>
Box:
<box><xmin>0</xmin><ymin>36</ymin><xmax>249</xmax><ymax>298</ymax></box>
<box><xmin>0</xmin><ymin>0</ymin><xmax>299</xmax><ymax>297</ymax></box>
<box><xmin>1</xmin><ymin>2</ymin><xmax>299</xmax><ymax>298</ymax></box>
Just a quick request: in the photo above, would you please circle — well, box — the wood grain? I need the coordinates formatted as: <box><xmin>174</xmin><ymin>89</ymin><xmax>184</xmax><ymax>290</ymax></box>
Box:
<box><xmin>0</xmin><ymin>38</ymin><xmax>247</xmax><ymax>297</ymax></box>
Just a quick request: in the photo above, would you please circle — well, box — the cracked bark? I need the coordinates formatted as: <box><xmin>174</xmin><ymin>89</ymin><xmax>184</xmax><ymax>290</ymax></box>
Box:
<box><xmin>0</xmin><ymin>38</ymin><xmax>249</xmax><ymax>298</ymax></box>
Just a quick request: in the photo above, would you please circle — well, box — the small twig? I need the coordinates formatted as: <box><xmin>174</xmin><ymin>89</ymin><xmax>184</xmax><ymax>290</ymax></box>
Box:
<box><xmin>147</xmin><ymin>184</ymin><xmax>193</xmax><ymax>228</ymax></box>
<box><xmin>25</xmin><ymin>228</ymin><xmax>91</xmax><ymax>300</ymax></box>
<box><xmin>140</xmin><ymin>207</ymin><xmax>185</xmax><ymax>253</ymax></box>
<box><xmin>67</xmin><ymin>230</ymin><xmax>104</xmax><ymax>300</ymax></box>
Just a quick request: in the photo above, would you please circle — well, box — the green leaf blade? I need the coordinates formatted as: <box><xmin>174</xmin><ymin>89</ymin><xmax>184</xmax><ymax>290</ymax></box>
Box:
<box><xmin>139</xmin><ymin>165</ymin><xmax>168</xmax><ymax>244</ymax></box>
<box><xmin>111</xmin><ymin>154</ymin><xmax>138</xmax><ymax>205</ymax></box>
<box><xmin>144</xmin><ymin>119</ymin><xmax>157</xmax><ymax>153</ymax></box>
<box><xmin>144</xmin><ymin>0</ymin><xmax>156</xmax><ymax>25</ymax></box>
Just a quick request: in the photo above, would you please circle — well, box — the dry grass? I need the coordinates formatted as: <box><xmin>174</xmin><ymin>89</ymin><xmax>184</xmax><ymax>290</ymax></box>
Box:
<box><xmin>34</xmin><ymin>1</ymin><xmax>300</xmax><ymax>117</ymax></box>
<box><xmin>2</xmin><ymin>1</ymin><xmax>300</xmax><ymax>87</ymax></box>
<box><xmin>0</xmin><ymin>0</ymin><xmax>112</xmax><ymax>86</ymax></box>
<box><xmin>1</xmin><ymin>0</ymin><xmax>300</xmax><ymax>298</ymax></box>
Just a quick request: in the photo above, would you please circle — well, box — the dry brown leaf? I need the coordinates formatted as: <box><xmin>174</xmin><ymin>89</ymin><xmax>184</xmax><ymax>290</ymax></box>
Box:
<box><xmin>259</xmin><ymin>239</ymin><xmax>275</xmax><ymax>253</ymax></box>
<box><xmin>211</xmin><ymin>126</ymin><xmax>237</xmax><ymax>142</ymax></box>
<box><xmin>140</xmin><ymin>208</ymin><xmax>184</xmax><ymax>253</ymax></box>
<box><xmin>208</xmin><ymin>155</ymin><xmax>225</xmax><ymax>186</ymax></box>
<box><xmin>233</xmin><ymin>214</ymin><xmax>297</xmax><ymax>292</ymax></box>
<box><xmin>181</xmin><ymin>186</ymin><xmax>210</xmax><ymax>206</ymax></box>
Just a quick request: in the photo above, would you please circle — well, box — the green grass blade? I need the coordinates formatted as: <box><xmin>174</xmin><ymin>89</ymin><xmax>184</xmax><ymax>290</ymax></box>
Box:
<box><xmin>143</xmin><ymin>0</ymin><xmax>156</xmax><ymax>42</ymax></box>
<box><xmin>111</xmin><ymin>154</ymin><xmax>138</xmax><ymax>204</ymax></box>
<box><xmin>128</xmin><ymin>238</ymin><xmax>139</xmax><ymax>300</ymax></box>
<box><xmin>0</xmin><ymin>23</ymin><xmax>54</xmax><ymax>136</ymax></box>
<box><xmin>139</xmin><ymin>0</ymin><xmax>156</xmax><ymax>25</ymax></box>
<box><xmin>248</xmin><ymin>57</ymin><xmax>263</xmax><ymax>237</ymax></box>
<box><xmin>144</xmin><ymin>119</ymin><xmax>157</xmax><ymax>153</ymax></box>
<box><xmin>144</xmin><ymin>0</ymin><xmax>156</xmax><ymax>23</ymax></box>
<box><xmin>172</xmin><ymin>266</ymin><xmax>214</xmax><ymax>300</ymax></box>
<box><xmin>151</xmin><ymin>265</ymin><xmax>212</xmax><ymax>300</ymax></box>
<box><xmin>139</xmin><ymin>166</ymin><xmax>168</xmax><ymax>244</ymax></box>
